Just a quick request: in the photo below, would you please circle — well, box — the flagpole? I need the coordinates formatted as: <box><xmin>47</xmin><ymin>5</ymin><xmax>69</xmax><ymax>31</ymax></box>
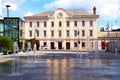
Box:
<box><xmin>107</xmin><ymin>22</ymin><xmax>109</xmax><ymax>38</ymax></box>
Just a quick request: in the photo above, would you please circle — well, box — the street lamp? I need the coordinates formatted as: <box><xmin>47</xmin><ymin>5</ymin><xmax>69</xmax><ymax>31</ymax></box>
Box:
<box><xmin>115</xmin><ymin>20</ymin><xmax>118</xmax><ymax>53</ymax></box>
<box><xmin>5</xmin><ymin>5</ymin><xmax>10</xmax><ymax>37</ymax></box>
<box><xmin>6</xmin><ymin>5</ymin><xmax>10</xmax><ymax>17</ymax></box>
<box><xmin>77</xmin><ymin>30</ymin><xmax>80</xmax><ymax>57</ymax></box>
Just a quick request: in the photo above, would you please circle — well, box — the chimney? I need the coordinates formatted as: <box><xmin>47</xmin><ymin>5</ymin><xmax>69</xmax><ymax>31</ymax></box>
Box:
<box><xmin>93</xmin><ymin>6</ymin><xmax>96</xmax><ymax>15</ymax></box>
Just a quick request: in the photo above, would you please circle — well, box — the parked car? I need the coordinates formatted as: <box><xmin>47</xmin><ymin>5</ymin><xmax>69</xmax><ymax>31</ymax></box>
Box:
<box><xmin>40</xmin><ymin>45</ymin><xmax>48</xmax><ymax>49</ymax></box>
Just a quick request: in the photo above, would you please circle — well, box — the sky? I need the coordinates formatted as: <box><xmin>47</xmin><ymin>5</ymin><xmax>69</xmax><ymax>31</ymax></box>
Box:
<box><xmin>1</xmin><ymin>0</ymin><xmax>120</xmax><ymax>30</ymax></box>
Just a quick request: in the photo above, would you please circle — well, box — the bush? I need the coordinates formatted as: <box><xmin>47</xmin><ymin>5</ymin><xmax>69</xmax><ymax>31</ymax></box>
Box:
<box><xmin>0</xmin><ymin>36</ymin><xmax>14</xmax><ymax>51</ymax></box>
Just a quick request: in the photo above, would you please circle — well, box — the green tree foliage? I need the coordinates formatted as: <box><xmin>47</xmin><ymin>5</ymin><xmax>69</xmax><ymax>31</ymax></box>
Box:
<box><xmin>0</xmin><ymin>36</ymin><xmax>13</xmax><ymax>51</ymax></box>
<box><xmin>100</xmin><ymin>27</ymin><xmax>105</xmax><ymax>32</ymax></box>
<box><xmin>30</xmin><ymin>38</ymin><xmax>36</xmax><ymax>50</ymax></box>
<box><xmin>24</xmin><ymin>40</ymin><xmax>28</xmax><ymax>50</ymax></box>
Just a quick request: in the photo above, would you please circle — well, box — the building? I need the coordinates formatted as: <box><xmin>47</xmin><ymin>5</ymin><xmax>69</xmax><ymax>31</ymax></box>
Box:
<box><xmin>0</xmin><ymin>17</ymin><xmax>25</xmax><ymax>50</ymax></box>
<box><xmin>98</xmin><ymin>31</ymin><xmax>120</xmax><ymax>52</ymax></box>
<box><xmin>24</xmin><ymin>7</ymin><xmax>99</xmax><ymax>50</ymax></box>
<box><xmin>0</xmin><ymin>19</ymin><xmax>3</xmax><ymax>36</ymax></box>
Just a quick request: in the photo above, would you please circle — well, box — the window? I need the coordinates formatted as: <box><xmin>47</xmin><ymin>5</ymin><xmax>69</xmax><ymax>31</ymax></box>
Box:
<box><xmin>36</xmin><ymin>30</ymin><xmax>39</xmax><ymax>37</ymax></box>
<box><xmin>59</xmin><ymin>31</ymin><xmax>62</xmax><ymax>37</ymax></box>
<box><xmin>82</xmin><ymin>30</ymin><xmax>85</xmax><ymax>37</ymax></box>
<box><xmin>74</xmin><ymin>21</ymin><xmax>77</xmax><ymax>26</ymax></box>
<box><xmin>82</xmin><ymin>42</ymin><xmax>85</xmax><ymax>48</ymax></box>
<box><xmin>44</xmin><ymin>21</ymin><xmax>47</xmax><ymax>27</ymax></box>
<box><xmin>90</xmin><ymin>21</ymin><xmax>93</xmax><ymax>26</ymax></box>
<box><xmin>51</xmin><ymin>30</ymin><xmax>54</xmax><ymax>37</ymax></box>
<box><xmin>37</xmin><ymin>21</ymin><xmax>39</xmax><ymax>27</ymax></box>
<box><xmin>43</xmin><ymin>42</ymin><xmax>47</xmax><ymax>46</ymax></box>
<box><xmin>59</xmin><ymin>21</ymin><xmax>62</xmax><ymax>27</ymax></box>
<box><xmin>29</xmin><ymin>31</ymin><xmax>32</xmax><ymax>37</ymax></box>
<box><xmin>74</xmin><ymin>42</ymin><xmax>77</xmax><ymax>47</ymax></box>
<box><xmin>66</xmin><ymin>30</ymin><xmax>69</xmax><ymax>37</ymax></box>
<box><xmin>51</xmin><ymin>21</ymin><xmax>54</xmax><ymax>27</ymax></box>
<box><xmin>90</xmin><ymin>30</ymin><xmax>93</xmax><ymax>37</ymax></box>
<box><xmin>82</xmin><ymin>21</ymin><xmax>85</xmax><ymax>26</ymax></box>
<box><xmin>74</xmin><ymin>30</ymin><xmax>77</xmax><ymax>37</ymax></box>
<box><xmin>30</xmin><ymin>22</ymin><xmax>32</xmax><ymax>27</ymax></box>
<box><xmin>44</xmin><ymin>31</ymin><xmax>46</xmax><ymax>37</ymax></box>
<box><xmin>20</xmin><ymin>30</ymin><xmax>22</xmax><ymax>37</ymax></box>
<box><xmin>66</xmin><ymin>21</ymin><xmax>70</xmax><ymax>27</ymax></box>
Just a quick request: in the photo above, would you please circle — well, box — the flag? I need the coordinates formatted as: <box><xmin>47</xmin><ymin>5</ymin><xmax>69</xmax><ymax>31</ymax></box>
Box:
<box><xmin>106</xmin><ymin>22</ymin><xmax>109</xmax><ymax>31</ymax></box>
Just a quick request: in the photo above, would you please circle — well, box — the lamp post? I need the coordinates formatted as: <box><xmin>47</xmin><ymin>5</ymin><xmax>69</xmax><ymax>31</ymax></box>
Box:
<box><xmin>6</xmin><ymin>5</ymin><xmax>10</xmax><ymax>17</ymax></box>
<box><xmin>6</xmin><ymin>5</ymin><xmax>10</xmax><ymax>37</ymax></box>
<box><xmin>106</xmin><ymin>22</ymin><xmax>110</xmax><ymax>52</ymax></box>
<box><xmin>77</xmin><ymin>30</ymin><xmax>80</xmax><ymax>57</ymax></box>
<box><xmin>34</xmin><ymin>24</ymin><xmax>38</xmax><ymax>63</ymax></box>
<box><xmin>115</xmin><ymin>20</ymin><xmax>118</xmax><ymax>53</ymax></box>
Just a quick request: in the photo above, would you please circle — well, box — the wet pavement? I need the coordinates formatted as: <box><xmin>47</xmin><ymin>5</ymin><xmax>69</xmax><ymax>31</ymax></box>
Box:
<box><xmin>0</xmin><ymin>51</ymin><xmax>120</xmax><ymax>80</ymax></box>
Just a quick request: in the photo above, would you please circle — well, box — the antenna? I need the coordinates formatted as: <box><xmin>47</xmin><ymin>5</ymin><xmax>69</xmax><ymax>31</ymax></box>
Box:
<box><xmin>115</xmin><ymin>20</ymin><xmax>117</xmax><ymax>26</ymax></box>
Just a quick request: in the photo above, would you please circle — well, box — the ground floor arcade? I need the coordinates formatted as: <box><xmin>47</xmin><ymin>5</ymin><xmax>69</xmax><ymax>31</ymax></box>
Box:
<box><xmin>39</xmin><ymin>39</ymin><xmax>97</xmax><ymax>50</ymax></box>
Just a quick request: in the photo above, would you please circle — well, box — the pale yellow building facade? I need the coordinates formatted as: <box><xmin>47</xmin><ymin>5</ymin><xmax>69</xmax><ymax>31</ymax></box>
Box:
<box><xmin>98</xmin><ymin>31</ymin><xmax>120</xmax><ymax>52</ymax></box>
<box><xmin>24</xmin><ymin>8</ymin><xmax>99</xmax><ymax>50</ymax></box>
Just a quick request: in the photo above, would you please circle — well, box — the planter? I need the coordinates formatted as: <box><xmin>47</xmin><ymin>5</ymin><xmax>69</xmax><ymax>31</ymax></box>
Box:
<box><xmin>8</xmin><ymin>51</ymin><xmax>13</xmax><ymax>54</ymax></box>
<box><xmin>3</xmin><ymin>51</ymin><xmax>7</xmax><ymax>55</ymax></box>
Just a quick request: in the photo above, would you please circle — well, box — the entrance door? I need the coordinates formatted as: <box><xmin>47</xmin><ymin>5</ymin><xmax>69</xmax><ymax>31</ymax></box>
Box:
<box><xmin>101</xmin><ymin>41</ymin><xmax>105</xmax><ymax>50</ymax></box>
<box><xmin>66</xmin><ymin>42</ymin><xmax>70</xmax><ymax>49</ymax></box>
<box><xmin>51</xmin><ymin>42</ymin><xmax>55</xmax><ymax>49</ymax></box>
<box><xmin>58</xmin><ymin>42</ymin><xmax>62</xmax><ymax>49</ymax></box>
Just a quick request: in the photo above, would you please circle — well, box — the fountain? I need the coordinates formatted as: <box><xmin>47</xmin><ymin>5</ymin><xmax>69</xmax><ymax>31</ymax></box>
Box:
<box><xmin>27</xmin><ymin>42</ymin><xmax>31</xmax><ymax>52</ymax></box>
<box><xmin>33</xmin><ymin>43</ymin><xmax>38</xmax><ymax>63</ymax></box>
<box><xmin>9</xmin><ymin>41</ymin><xmax>21</xmax><ymax>76</ymax></box>
<box><xmin>86</xmin><ymin>36</ymin><xmax>90</xmax><ymax>58</ymax></box>
<box><xmin>92</xmin><ymin>40</ymin><xmax>101</xmax><ymax>76</ymax></box>
<box><xmin>21</xmin><ymin>43</ymin><xmax>38</xmax><ymax>68</ymax></box>
<box><xmin>94</xmin><ymin>40</ymin><xmax>99</xmax><ymax>59</ymax></box>
<box><xmin>27</xmin><ymin>42</ymin><xmax>31</xmax><ymax>60</ymax></box>
<box><xmin>76</xmin><ymin>40</ymin><xmax>84</xmax><ymax>64</ymax></box>
<box><xmin>0</xmin><ymin>49</ymin><xmax>120</xmax><ymax>80</ymax></box>
<box><xmin>0</xmin><ymin>40</ymin><xmax>120</xmax><ymax>80</ymax></box>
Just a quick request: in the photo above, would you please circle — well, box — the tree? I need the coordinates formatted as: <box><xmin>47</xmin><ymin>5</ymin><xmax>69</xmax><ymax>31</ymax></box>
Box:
<box><xmin>100</xmin><ymin>27</ymin><xmax>105</xmax><ymax>32</ymax></box>
<box><xmin>0</xmin><ymin>36</ymin><xmax>13</xmax><ymax>52</ymax></box>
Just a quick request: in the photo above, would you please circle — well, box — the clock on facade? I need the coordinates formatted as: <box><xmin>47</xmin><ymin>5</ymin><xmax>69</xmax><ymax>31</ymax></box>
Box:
<box><xmin>57</xmin><ymin>13</ymin><xmax>62</xmax><ymax>18</ymax></box>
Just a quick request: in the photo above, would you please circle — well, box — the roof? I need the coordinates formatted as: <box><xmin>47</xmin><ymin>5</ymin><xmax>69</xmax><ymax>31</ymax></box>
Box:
<box><xmin>4</xmin><ymin>17</ymin><xmax>25</xmax><ymax>22</ymax></box>
<box><xmin>98</xmin><ymin>32</ymin><xmax>120</xmax><ymax>40</ymax></box>
<box><xmin>24</xmin><ymin>8</ymin><xmax>99</xmax><ymax>19</ymax></box>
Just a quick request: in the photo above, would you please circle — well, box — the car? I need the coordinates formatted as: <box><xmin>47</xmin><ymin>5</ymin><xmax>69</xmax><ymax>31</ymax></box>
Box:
<box><xmin>40</xmin><ymin>45</ymin><xmax>48</xmax><ymax>49</ymax></box>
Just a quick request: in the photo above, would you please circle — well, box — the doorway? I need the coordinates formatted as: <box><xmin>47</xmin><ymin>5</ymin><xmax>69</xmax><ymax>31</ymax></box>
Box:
<box><xmin>101</xmin><ymin>41</ymin><xmax>106</xmax><ymax>50</ymax></box>
<box><xmin>66</xmin><ymin>42</ymin><xmax>70</xmax><ymax>49</ymax></box>
<box><xmin>51</xmin><ymin>42</ymin><xmax>55</xmax><ymax>49</ymax></box>
<box><xmin>58</xmin><ymin>42</ymin><xmax>62</xmax><ymax>49</ymax></box>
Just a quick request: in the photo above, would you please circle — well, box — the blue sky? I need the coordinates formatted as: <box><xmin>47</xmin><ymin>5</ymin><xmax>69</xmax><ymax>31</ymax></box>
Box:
<box><xmin>1</xmin><ymin>0</ymin><xmax>120</xmax><ymax>30</ymax></box>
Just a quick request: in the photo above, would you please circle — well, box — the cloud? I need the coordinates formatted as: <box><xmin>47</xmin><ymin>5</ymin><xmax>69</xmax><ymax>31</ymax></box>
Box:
<box><xmin>3</xmin><ymin>0</ymin><xmax>26</xmax><ymax>11</ymax></box>
<box><xmin>44</xmin><ymin>0</ymin><xmax>120</xmax><ymax>20</ymax></box>
<box><xmin>112</xmin><ymin>26</ymin><xmax>119</xmax><ymax>29</ymax></box>
<box><xmin>24</xmin><ymin>11</ymin><xmax>34</xmax><ymax>16</ymax></box>
<box><xmin>4</xmin><ymin>2</ymin><xmax>18</xmax><ymax>11</ymax></box>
